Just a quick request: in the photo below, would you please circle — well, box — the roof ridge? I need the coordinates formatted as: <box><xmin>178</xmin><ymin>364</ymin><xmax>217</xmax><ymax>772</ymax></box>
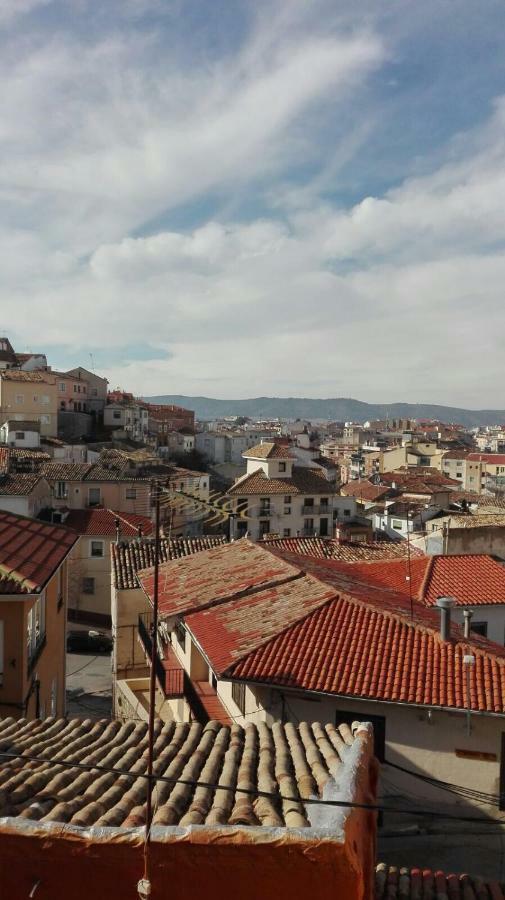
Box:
<box><xmin>417</xmin><ymin>555</ymin><xmax>435</xmax><ymax>604</ymax></box>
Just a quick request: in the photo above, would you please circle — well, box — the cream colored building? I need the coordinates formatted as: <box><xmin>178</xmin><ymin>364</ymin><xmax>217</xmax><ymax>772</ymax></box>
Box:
<box><xmin>0</xmin><ymin>370</ymin><xmax>58</xmax><ymax>437</ymax></box>
<box><xmin>66</xmin><ymin>366</ymin><xmax>108</xmax><ymax>415</ymax></box>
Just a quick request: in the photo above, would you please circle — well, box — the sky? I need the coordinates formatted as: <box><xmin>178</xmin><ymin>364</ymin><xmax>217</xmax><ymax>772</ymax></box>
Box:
<box><xmin>1</xmin><ymin>0</ymin><xmax>505</xmax><ymax>407</ymax></box>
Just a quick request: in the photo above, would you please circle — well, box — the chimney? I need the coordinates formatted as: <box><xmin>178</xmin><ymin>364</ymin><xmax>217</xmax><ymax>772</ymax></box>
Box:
<box><xmin>436</xmin><ymin>596</ymin><xmax>456</xmax><ymax>641</ymax></box>
<box><xmin>463</xmin><ymin>608</ymin><xmax>473</xmax><ymax>639</ymax></box>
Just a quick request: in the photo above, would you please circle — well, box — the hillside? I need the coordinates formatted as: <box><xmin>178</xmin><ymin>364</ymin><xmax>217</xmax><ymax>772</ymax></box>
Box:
<box><xmin>143</xmin><ymin>395</ymin><xmax>505</xmax><ymax>427</ymax></box>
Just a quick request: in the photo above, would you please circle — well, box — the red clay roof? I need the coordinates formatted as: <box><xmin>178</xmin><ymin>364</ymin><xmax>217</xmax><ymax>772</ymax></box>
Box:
<box><xmin>468</xmin><ymin>453</ymin><xmax>505</xmax><ymax>465</ymax></box>
<box><xmin>330</xmin><ymin>554</ymin><xmax>505</xmax><ymax>608</ymax></box>
<box><xmin>0</xmin><ymin>510</ymin><xmax>78</xmax><ymax>591</ymax></box>
<box><xmin>375</xmin><ymin>863</ymin><xmax>505</xmax><ymax>900</ymax></box>
<box><xmin>228</xmin><ymin>466</ymin><xmax>333</xmax><ymax>496</ymax></box>
<box><xmin>148</xmin><ymin>540</ymin><xmax>505</xmax><ymax>714</ymax></box>
<box><xmin>242</xmin><ymin>442</ymin><xmax>294</xmax><ymax>460</ymax></box>
<box><xmin>263</xmin><ymin>536</ymin><xmax>425</xmax><ymax>562</ymax></box>
<box><xmin>138</xmin><ymin>539</ymin><xmax>300</xmax><ymax>619</ymax></box>
<box><xmin>340</xmin><ymin>482</ymin><xmax>393</xmax><ymax>501</ymax></box>
<box><xmin>64</xmin><ymin>508</ymin><xmax>153</xmax><ymax>537</ymax></box>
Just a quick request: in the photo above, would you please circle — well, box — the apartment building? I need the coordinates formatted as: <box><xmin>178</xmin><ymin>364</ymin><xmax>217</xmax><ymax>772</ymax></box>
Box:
<box><xmin>227</xmin><ymin>442</ymin><xmax>337</xmax><ymax>540</ymax></box>
<box><xmin>0</xmin><ymin>369</ymin><xmax>58</xmax><ymax>437</ymax></box>
<box><xmin>41</xmin><ymin>461</ymin><xmax>152</xmax><ymax>517</ymax></box>
<box><xmin>104</xmin><ymin>399</ymin><xmax>149</xmax><ymax>442</ymax></box>
<box><xmin>0</xmin><ymin>510</ymin><xmax>77</xmax><ymax>719</ymax></box>
<box><xmin>147</xmin><ymin>403</ymin><xmax>195</xmax><ymax>445</ymax></box>
<box><xmin>64</xmin><ymin>508</ymin><xmax>153</xmax><ymax>625</ymax></box>
<box><xmin>53</xmin><ymin>371</ymin><xmax>90</xmax><ymax>413</ymax></box>
<box><xmin>66</xmin><ymin>366</ymin><xmax>108</xmax><ymax>415</ymax></box>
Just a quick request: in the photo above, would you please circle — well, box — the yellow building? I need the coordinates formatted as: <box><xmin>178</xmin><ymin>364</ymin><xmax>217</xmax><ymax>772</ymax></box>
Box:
<box><xmin>0</xmin><ymin>369</ymin><xmax>58</xmax><ymax>437</ymax></box>
<box><xmin>0</xmin><ymin>509</ymin><xmax>77</xmax><ymax>719</ymax></box>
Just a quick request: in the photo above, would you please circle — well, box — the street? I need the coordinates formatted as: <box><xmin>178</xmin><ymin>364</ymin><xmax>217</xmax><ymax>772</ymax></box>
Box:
<box><xmin>66</xmin><ymin>649</ymin><xmax>112</xmax><ymax>719</ymax></box>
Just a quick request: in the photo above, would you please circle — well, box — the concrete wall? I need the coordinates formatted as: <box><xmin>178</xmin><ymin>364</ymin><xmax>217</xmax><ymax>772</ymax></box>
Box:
<box><xmin>112</xmin><ymin>585</ymin><xmax>153</xmax><ymax>678</ymax></box>
<box><xmin>68</xmin><ymin>536</ymin><xmax>115</xmax><ymax>623</ymax></box>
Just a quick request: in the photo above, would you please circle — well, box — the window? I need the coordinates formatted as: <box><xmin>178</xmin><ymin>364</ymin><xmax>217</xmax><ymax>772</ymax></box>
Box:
<box><xmin>175</xmin><ymin>621</ymin><xmax>186</xmax><ymax>652</ymax></box>
<box><xmin>27</xmin><ymin>593</ymin><xmax>46</xmax><ymax>663</ymax></box>
<box><xmin>88</xmin><ymin>487</ymin><xmax>101</xmax><ymax>506</ymax></box>
<box><xmin>304</xmin><ymin>518</ymin><xmax>314</xmax><ymax>534</ymax></box>
<box><xmin>471</xmin><ymin>621</ymin><xmax>488</xmax><ymax>638</ymax></box>
<box><xmin>42</xmin><ymin>395</ymin><xmax>50</xmax><ymax>405</ymax></box>
<box><xmin>113</xmin><ymin>410</ymin><xmax>121</xmax><ymax>420</ymax></box>
<box><xmin>15</xmin><ymin>394</ymin><xmax>24</xmax><ymax>404</ymax></box>
<box><xmin>283</xmin><ymin>528</ymin><xmax>291</xmax><ymax>537</ymax></box>
<box><xmin>320</xmin><ymin>518</ymin><xmax>329</xmax><ymax>537</ymax></box>
<box><xmin>33</xmin><ymin>395</ymin><xmax>38</xmax><ymax>403</ymax></box>
<box><xmin>91</xmin><ymin>388</ymin><xmax>98</xmax><ymax>397</ymax></box>
<box><xmin>82</xmin><ymin>577</ymin><xmax>95</xmax><ymax>594</ymax></box>
<box><xmin>56</xmin><ymin>481</ymin><xmax>67</xmax><ymax>499</ymax></box>
<box><xmin>320</xmin><ymin>498</ymin><xmax>329</xmax><ymax>508</ymax></box>
<box><xmin>279</xmin><ymin>462</ymin><xmax>286</xmax><ymax>473</ymax></box>
<box><xmin>284</xmin><ymin>496</ymin><xmax>291</xmax><ymax>504</ymax></box>
<box><xmin>90</xmin><ymin>540</ymin><xmax>104</xmax><ymax>558</ymax></box>
<box><xmin>259</xmin><ymin>520</ymin><xmax>270</xmax><ymax>537</ymax></box>
<box><xmin>73</xmin><ymin>385</ymin><xmax>78</xmax><ymax>393</ymax></box>
<box><xmin>125</xmin><ymin>488</ymin><xmax>137</xmax><ymax>500</ymax></box>
<box><xmin>59</xmin><ymin>382</ymin><xmax>66</xmax><ymax>392</ymax></box>
<box><xmin>232</xmin><ymin>681</ymin><xmax>246</xmax><ymax>715</ymax></box>
<box><xmin>40</xmin><ymin>415</ymin><xmax>50</xmax><ymax>425</ymax></box>
<box><xmin>344</xmin><ymin>509</ymin><xmax>351</xmax><ymax>517</ymax></box>
<box><xmin>15</xmin><ymin>432</ymin><xmax>25</xmax><ymax>440</ymax></box>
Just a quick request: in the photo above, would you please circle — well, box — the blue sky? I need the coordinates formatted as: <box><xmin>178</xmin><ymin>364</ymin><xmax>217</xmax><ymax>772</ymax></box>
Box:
<box><xmin>2</xmin><ymin>0</ymin><xmax>505</xmax><ymax>405</ymax></box>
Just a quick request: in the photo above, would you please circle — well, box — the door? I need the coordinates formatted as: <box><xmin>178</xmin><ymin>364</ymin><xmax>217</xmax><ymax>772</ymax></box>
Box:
<box><xmin>320</xmin><ymin>518</ymin><xmax>328</xmax><ymax>537</ymax></box>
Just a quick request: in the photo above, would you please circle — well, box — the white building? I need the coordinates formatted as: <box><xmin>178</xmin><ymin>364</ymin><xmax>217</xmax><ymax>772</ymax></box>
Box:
<box><xmin>227</xmin><ymin>442</ymin><xmax>336</xmax><ymax>540</ymax></box>
<box><xmin>104</xmin><ymin>402</ymin><xmax>149</xmax><ymax>442</ymax></box>
<box><xmin>0</xmin><ymin>419</ymin><xmax>41</xmax><ymax>448</ymax></box>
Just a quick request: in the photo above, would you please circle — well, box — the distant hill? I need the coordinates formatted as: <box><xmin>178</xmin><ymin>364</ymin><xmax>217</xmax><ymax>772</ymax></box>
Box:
<box><xmin>143</xmin><ymin>395</ymin><xmax>505</xmax><ymax>428</ymax></box>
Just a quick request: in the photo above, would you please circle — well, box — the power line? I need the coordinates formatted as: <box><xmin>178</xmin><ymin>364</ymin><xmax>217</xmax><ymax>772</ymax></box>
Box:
<box><xmin>1</xmin><ymin>749</ymin><xmax>504</xmax><ymax>825</ymax></box>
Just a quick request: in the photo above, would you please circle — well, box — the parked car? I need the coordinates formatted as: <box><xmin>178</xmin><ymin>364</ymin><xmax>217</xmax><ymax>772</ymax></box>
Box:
<box><xmin>66</xmin><ymin>629</ymin><xmax>112</xmax><ymax>654</ymax></box>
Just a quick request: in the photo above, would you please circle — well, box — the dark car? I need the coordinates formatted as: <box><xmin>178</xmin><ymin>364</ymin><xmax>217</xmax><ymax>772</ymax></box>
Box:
<box><xmin>66</xmin><ymin>629</ymin><xmax>112</xmax><ymax>654</ymax></box>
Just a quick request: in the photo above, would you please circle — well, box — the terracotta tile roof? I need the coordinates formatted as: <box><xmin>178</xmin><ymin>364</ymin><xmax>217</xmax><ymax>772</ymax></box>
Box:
<box><xmin>443</xmin><ymin>514</ymin><xmax>505</xmax><ymax>529</ymax></box>
<box><xmin>138</xmin><ymin>539</ymin><xmax>300</xmax><ymax>618</ymax></box>
<box><xmin>469</xmin><ymin>453</ymin><xmax>505</xmax><ymax>465</ymax></box>
<box><xmin>443</xmin><ymin>449</ymin><xmax>472</xmax><ymax>460</ymax></box>
<box><xmin>340</xmin><ymin>482</ymin><xmax>393</xmax><ymax>501</ymax></box>
<box><xmin>2</xmin><ymin>419</ymin><xmax>40</xmax><ymax>431</ymax></box>
<box><xmin>228</xmin><ymin>466</ymin><xmax>333</xmax><ymax>496</ymax></box>
<box><xmin>263</xmin><ymin>536</ymin><xmax>425</xmax><ymax>562</ymax></box>
<box><xmin>112</xmin><ymin>535</ymin><xmax>227</xmax><ymax>589</ymax></box>
<box><xmin>185</xmin><ymin>574</ymin><xmax>336</xmax><ymax>674</ymax></box>
<box><xmin>41</xmin><ymin>462</ymin><xmax>92</xmax><ymax>481</ymax></box>
<box><xmin>228</xmin><ymin>573</ymin><xmax>505</xmax><ymax>714</ymax></box>
<box><xmin>375</xmin><ymin>863</ymin><xmax>505</xmax><ymax>899</ymax></box>
<box><xmin>0</xmin><ymin>510</ymin><xmax>78</xmax><ymax>591</ymax></box>
<box><xmin>64</xmin><ymin>508</ymin><xmax>154</xmax><ymax>538</ymax></box>
<box><xmin>86</xmin><ymin>463</ymin><xmax>152</xmax><ymax>482</ymax></box>
<box><xmin>0</xmin><ymin>715</ymin><xmax>371</xmax><ymax>828</ymax></box>
<box><xmin>0</xmin><ymin>369</ymin><xmax>51</xmax><ymax>383</ymax></box>
<box><xmin>336</xmin><ymin>554</ymin><xmax>505</xmax><ymax>608</ymax></box>
<box><xmin>0</xmin><ymin>473</ymin><xmax>46</xmax><ymax>495</ymax></box>
<box><xmin>243</xmin><ymin>442</ymin><xmax>294</xmax><ymax>460</ymax></box>
<box><xmin>154</xmin><ymin>540</ymin><xmax>505</xmax><ymax>714</ymax></box>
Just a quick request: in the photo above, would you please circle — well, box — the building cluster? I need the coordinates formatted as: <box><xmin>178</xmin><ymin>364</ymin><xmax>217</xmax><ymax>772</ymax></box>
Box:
<box><xmin>2</xmin><ymin>339</ymin><xmax>505</xmax><ymax>895</ymax></box>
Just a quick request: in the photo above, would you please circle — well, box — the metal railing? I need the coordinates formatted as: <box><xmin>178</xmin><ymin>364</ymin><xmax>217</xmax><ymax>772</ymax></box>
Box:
<box><xmin>302</xmin><ymin>505</ymin><xmax>330</xmax><ymax>515</ymax></box>
<box><xmin>138</xmin><ymin>614</ymin><xmax>184</xmax><ymax>698</ymax></box>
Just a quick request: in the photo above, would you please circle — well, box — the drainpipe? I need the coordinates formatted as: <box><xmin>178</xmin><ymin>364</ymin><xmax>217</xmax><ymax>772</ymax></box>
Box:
<box><xmin>435</xmin><ymin>596</ymin><xmax>456</xmax><ymax>641</ymax></box>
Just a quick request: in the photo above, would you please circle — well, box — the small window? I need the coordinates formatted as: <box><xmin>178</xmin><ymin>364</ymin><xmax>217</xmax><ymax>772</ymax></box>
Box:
<box><xmin>113</xmin><ymin>410</ymin><xmax>121</xmax><ymax>419</ymax></box>
<box><xmin>42</xmin><ymin>395</ymin><xmax>50</xmax><ymax>405</ymax></box>
<box><xmin>82</xmin><ymin>577</ymin><xmax>95</xmax><ymax>594</ymax></box>
<box><xmin>73</xmin><ymin>385</ymin><xmax>78</xmax><ymax>393</ymax></box>
<box><xmin>279</xmin><ymin>462</ymin><xmax>286</xmax><ymax>473</ymax></box>
<box><xmin>59</xmin><ymin>382</ymin><xmax>66</xmax><ymax>392</ymax></box>
<box><xmin>283</xmin><ymin>528</ymin><xmax>291</xmax><ymax>537</ymax></box>
<box><xmin>15</xmin><ymin>432</ymin><xmax>25</xmax><ymax>440</ymax></box>
<box><xmin>232</xmin><ymin>681</ymin><xmax>246</xmax><ymax>715</ymax></box>
<box><xmin>125</xmin><ymin>488</ymin><xmax>137</xmax><ymax>499</ymax></box>
<box><xmin>344</xmin><ymin>509</ymin><xmax>351</xmax><ymax>517</ymax></box>
<box><xmin>15</xmin><ymin>394</ymin><xmax>24</xmax><ymax>404</ymax></box>
<box><xmin>471</xmin><ymin>621</ymin><xmax>488</xmax><ymax>638</ymax></box>
<box><xmin>284</xmin><ymin>496</ymin><xmax>291</xmax><ymax>504</ymax></box>
<box><xmin>40</xmin><ymin>415</ymin><xmax>50</xmax><ymax>425</ymax></box>
<box><xmin>88</xmin><ymin>487</ymin><xmax>101</xmax><ymax>506</ymax></box>
<box><xmin>90</xmin><ymin>540</ymin><xmax>104</xmax><ymax>558</ymax></box>
<box><xmin>259</xmin><ymin>520</ymin><xmax>270</xmax><ymax>537</ymax></box>
<box><xmin>33</xmin><ymin>395</ymin><xmax>38</xmax><ymax>403</ymax></box>
<box><xmin>392</xmin><ymin>520</ymin><xmax>403</xmax><ymax>530</ymax></box>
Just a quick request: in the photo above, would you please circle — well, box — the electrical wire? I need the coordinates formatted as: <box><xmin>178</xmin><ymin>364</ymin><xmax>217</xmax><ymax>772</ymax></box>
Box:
<box><xmin>1</xmin><ymin>748</ymin><xmax>504</xmax><ymax>825</ymax></box>
<box><xmin>66</xmin><ymin>655</ymin><xmax>100</xmax><ymax>677</ymax></box>
<box><xmin>384</xmin><ymin>759</ymin><xmax>502</xmax><ymax>806</ymax></box>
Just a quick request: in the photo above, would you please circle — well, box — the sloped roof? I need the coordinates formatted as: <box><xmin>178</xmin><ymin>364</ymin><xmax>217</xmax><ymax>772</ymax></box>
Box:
<box><xmin>243</xmin><ymin>442</ymin><xmax>294</xmax><ymax>460</ymax></box>
<box><xmin>64</xmin><ymin>508</ymin><xmax>154</xmax><ymax>538</ymax></box>
<box><xmin>263</xmin><ymin>536</ymin><xmax>425</xmax><ymax>562</ymax></box>
<box><xmin>138</xmin><ymin>539</ymin><xmax>299</xmax><ymax>618</ymax></box>
<box><xmin>330</xmin><ymin>554</ymin><xmax>505</xmax><ymax>608</ymax></box>
<box><xmin>0</xmin><ymin>473</ymin><xmax>46</xmax><ymax>495</ymax></box>
<box><xmin>340</xmin><ymin>482</ymin><xmax>393</xmax><ymax>501</ymax></box>
<box><xmin>228</xmin><ymin>466</ymin><xmax>333</xmax><ymax>496</ymax></box>
<box><xmin>150</xmin><ymin>539</ymin><xmax>505</xmax><ymax>715</ymax></box>
<box><xmin>0</xmin><ymin>510</ymin><xmax>78</xmax><ymax>591</ymax></box>
<box><xmin>112</xmin><ymin>535</ymin><xmax>228</xmax><ymax>590</ymax></box>
<box><xmin>0</xmin><ymin>715</ymin><xmax>372</xmax><ymax>829</ymax></box>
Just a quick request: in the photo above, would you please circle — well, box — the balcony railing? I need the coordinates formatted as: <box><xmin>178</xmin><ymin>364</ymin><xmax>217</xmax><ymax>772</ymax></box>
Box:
<box><xmin>302</xmin><ymin>505</ymin><xmax>330</xmax><ymax>515</ymax></box>
<box><xmin>138</xmin><ymin>614</ymin><xmax>184</xmax><ymax>698</ymax></box>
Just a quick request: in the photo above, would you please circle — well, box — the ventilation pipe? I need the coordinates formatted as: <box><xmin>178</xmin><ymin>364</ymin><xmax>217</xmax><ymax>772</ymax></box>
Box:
<box><xmin>463</xmin><ymin>608</ymin><xmax>473</xmax><ymax>639</ymax></box>
<box><xmin>435</xmin><ymin>596</ymin><xmax>456</xmax><ymax>641</ymax></box>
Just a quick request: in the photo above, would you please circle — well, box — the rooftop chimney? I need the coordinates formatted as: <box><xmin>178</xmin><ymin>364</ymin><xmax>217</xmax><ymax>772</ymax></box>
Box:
<box><xmin>463</xmin><ymin>608</ymin><xmax>473</xmax><ymax>639</ymax></box>
<box><xmin>436</xmin><ymin>596</ymin><xmax>456</xmax><ymax>641</ymax></box>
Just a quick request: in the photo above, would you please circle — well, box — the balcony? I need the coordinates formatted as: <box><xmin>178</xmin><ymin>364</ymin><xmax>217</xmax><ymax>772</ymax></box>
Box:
<box><xmin>302</xmin><ymin>505</ymin><xmax>330</xmax><ymax>515</ymax></box>
<box><xmin>138</xmin><ymin>613</ymin><xmax>184</xmax><ymax>698</ymax></box>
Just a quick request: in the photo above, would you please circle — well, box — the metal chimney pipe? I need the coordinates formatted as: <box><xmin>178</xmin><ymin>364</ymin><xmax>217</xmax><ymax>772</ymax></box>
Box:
<box><xmin>436</xmin><ymin>596</ymin><xmax>456</xmax><ymax>641</ymax></box>
<box><xmin>463</xmin><ymin>609</ymin><xmax>473</xmax><ymax>639</ymax></box>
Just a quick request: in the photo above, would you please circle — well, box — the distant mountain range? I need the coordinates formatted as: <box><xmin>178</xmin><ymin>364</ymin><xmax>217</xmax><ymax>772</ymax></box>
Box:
<box><xmin>143</xmin><ymin>395</ymin><xmax>505</xmax><ymax>428</ymax></box>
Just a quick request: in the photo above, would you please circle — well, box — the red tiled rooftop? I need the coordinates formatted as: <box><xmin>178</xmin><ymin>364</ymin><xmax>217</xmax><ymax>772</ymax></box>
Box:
<box><xmin>468</xmin><ymin>453</ymin><xmax>505</xmax><ymax>465</ymax></box>
<box><xmin>263</xmin><ymin>535</ymin><xmax>425</xmax><ymax>562</ymax></box>
<box><xmin>0</xmin><ymin>510</ymin><xmax>78</xmax><ymax>591</ymax></box>
<box><xmin>242</xmin><ymin>442</ymin><xmax>294</xmax><ymax>460</ymax></box>
<box><xmin>375</xmin><ymin>863</ymin><xmax>505</xmax><ymax>899</ymax></box>
<box><xmin>340</xmin><ymin>482</ymin><xmax>393</xmax><ymax>501</ymax></box>
<box><xmin>64</xmin><ymin>508</ymin><xmax>153</xmax><ymax>538</ymax></box>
